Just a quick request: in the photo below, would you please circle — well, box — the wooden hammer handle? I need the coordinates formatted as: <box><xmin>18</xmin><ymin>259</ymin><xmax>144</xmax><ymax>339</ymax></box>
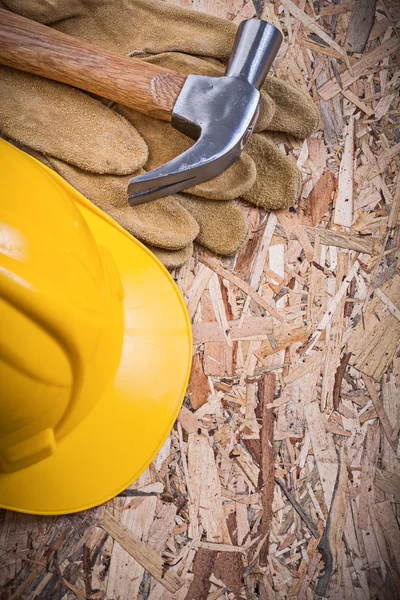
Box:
<box><xmin>0</xmin><ymin>9</ymin><xmax>186</xmax><ymax>121</ymax></box>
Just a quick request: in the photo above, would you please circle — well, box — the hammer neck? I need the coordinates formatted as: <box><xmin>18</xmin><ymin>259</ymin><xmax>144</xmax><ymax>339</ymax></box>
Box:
<box><xmin>225</xmin><ymin>19</ymin><xmax>283</xmax><ymax>89</ymax></box>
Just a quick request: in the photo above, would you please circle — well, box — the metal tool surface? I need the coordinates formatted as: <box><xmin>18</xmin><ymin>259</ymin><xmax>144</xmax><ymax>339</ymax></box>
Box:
<box><xmin>128</xmin><ymin>19</ymin><xmax>282</xmax><ymax>205</ymax></box>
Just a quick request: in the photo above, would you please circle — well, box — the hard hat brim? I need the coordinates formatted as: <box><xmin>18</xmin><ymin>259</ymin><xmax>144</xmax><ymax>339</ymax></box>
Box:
<box><xmin>0</xmin><ymin>159</ymin><xmax>192</xmax><ymax>515</ymax></box>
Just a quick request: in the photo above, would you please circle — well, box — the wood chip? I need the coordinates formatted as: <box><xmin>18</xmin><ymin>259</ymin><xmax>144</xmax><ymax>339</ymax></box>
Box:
<box><xmin>280</xmin><ymin>0</ymin><xmax>348</xmax><ymax>58</ymax></box>
<box><xmin>334</xmin><ymin>117</ymin><xmax>355</xmax><ymax>228</ymax></box>
<box><xmin>187</xmin><ymin>433</ymin><xmax>231</xmax><ymax>544</ymax></box>
<box><xmin>344</xmin><ymin>0</ymin><xmax>377</xmax><ymax>53</ymax></box>
<box><xmin>318</xmin><ymin>36</ymin><xmax>400</xmax><ymax>101</ymax></box>
<box><xmin>101</xmin><ymin>511</ymin><xmax>184</xmax><ymax>594</ymax></box>
<box><xmin>275</xmin><ymin>223</ymin><xmax>377</xmax><ymax>254</ymax></box>
<box><xmin>362</xmin><ymin>375</ymin><xmax>398</xmax><ymax>454</ymax></box>
<box><xmin>348</xmin><ymin>274</ymin><xmax>400</xmax><ymax>380</ymax></box>
<box><xmin>305</xmin><ymin>402</ymin><xmax>338</xmax><ymax>508</ymax></box>
<box><xmin>192</xmin><ymin>316</ymin><xmax>273</xmax><ymax>345</ymax></box>
<box><xmin>199</xmin><ymin>255</ymin><xmax>285</xmax><ymax>322</ymax></box>
<box><xmin>258</xmin><ymin>374</ymin><xmax>276</xmax><ymax>566</ymax></box>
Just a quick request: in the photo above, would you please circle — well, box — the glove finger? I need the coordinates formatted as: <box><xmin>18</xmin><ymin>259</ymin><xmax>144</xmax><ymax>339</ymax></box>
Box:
<box><xmin>0</xmin><ymin>66</ymin><xmax>148</xmax><ymax>174</ymax></box>
<box><xmin>243</xmin><ymin>133</ymin><xmax>302</xmax><ymax>211</ymax></box>
<box><xmin>177</xmin><ymin>194</ymin><xmax>248</xmax><ymax>256</ymax></box>
<box><xmin>5</xmin><ymin>0</ymin><xmax>235</xmax><ymax>60</ymax></box>
<box><xmin>45</xmin><ymin>156</ymin><xmax>199</xmax><ymax>250</ymax></box>
<box><xmin>263</xmin><ymin>77</ymin><xmax>321</xmax><ymax>139</ymax></box>
<box><xmin>53</xmin><ymin>0</ymin><xmax>236</xmax><ymax>59</ymax></box>
<box><xmin>116</xmin><ymin>106</ymin><xmax>257</xmax><ymax>201</ymax></box>
<box><xmin>149</xmin><ymin>243</ymin><xmax>194</xmax><ymax>269</ymax></box>
<box><xmin>143</xmin><ymin>52</ymin><xmax>276</xmax><ymax>132</ymax></box>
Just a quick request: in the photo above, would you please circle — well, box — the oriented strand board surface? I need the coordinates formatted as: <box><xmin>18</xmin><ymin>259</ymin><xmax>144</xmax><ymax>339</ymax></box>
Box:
<box><xmin>1</xmin><ymin>0</ymin><xmax>400</xmax><ymax>598</ymax></box>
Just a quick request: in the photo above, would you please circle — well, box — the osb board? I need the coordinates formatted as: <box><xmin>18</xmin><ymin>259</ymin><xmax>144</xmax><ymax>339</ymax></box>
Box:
<box><xmin>1</xmin><ymin>0</ymin><xmax>400</xmax><ymax>598</ymax></box>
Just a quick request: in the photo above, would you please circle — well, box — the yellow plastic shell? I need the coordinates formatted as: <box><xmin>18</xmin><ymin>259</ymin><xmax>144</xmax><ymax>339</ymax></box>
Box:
<box><xmin>0</xmin><ymin>140</ymin><xmax>192</xmax><ymax>514</ymax></box>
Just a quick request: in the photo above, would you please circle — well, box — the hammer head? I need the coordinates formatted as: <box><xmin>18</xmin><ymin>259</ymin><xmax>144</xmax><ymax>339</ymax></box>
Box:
<box><xmin>128</xmin><ymin>19</ymin><xmax>282</xmax><ymax>206</ymax></box>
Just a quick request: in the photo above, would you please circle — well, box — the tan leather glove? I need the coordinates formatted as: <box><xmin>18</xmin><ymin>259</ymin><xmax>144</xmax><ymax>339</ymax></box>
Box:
<box><xmin>0</xmin><ymin>0</ymin><xmax>320</xmax><ymax>267</ymax></box>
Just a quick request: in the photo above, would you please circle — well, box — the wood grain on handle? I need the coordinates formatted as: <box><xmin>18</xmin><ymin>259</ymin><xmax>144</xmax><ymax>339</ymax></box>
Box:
<box><xmin>0</xmin><ymin>9</ymin><xmax>186</xmax><ymax>121</ymax></box>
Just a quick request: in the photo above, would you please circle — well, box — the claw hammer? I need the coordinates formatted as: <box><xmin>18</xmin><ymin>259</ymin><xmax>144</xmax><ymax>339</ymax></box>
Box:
<box><xmin>0</xmin><ymin>9</ymin><xmax>282</xmax><ymax>204</ymax></box>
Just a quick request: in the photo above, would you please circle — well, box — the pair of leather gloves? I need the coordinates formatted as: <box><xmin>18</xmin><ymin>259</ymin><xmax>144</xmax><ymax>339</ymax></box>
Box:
<box><xmin>0</xmin><ymin>0</ymin><xmax>320</xmax><ymax>268</ymax></box>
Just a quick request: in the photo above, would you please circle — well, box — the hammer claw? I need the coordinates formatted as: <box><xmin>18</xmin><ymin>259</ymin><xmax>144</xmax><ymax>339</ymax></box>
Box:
<box><xmin>128</xmin><ymin>171</ymin><xmax>196</xmax><ymax>204</ymax></box>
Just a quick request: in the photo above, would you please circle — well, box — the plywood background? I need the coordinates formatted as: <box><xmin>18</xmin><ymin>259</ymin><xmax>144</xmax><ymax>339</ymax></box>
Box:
<box><xmin>1</xmin><ymin>0</ymin><xmax>399</xmax><ymax>598</ymax></box>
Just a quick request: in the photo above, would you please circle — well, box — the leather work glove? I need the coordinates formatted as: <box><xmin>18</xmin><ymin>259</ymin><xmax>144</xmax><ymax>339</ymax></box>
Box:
<box><xmin>0</xmin><ymin>0</ymin><xmax>320</xmax><ymax>268</ymax></box>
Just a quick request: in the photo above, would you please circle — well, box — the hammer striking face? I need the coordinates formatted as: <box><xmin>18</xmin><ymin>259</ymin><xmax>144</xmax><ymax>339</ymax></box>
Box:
<box><xmin>128</xmin><ymin>19</ymin><xmax>283</xmax><ymax>205</ymax></box>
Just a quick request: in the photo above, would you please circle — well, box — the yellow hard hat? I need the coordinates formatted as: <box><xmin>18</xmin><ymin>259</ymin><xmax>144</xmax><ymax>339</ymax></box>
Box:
<box><xmin>0</xmin><ymin>140</ymin><xmax>192</xmax><ymax>515</ymax></box>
